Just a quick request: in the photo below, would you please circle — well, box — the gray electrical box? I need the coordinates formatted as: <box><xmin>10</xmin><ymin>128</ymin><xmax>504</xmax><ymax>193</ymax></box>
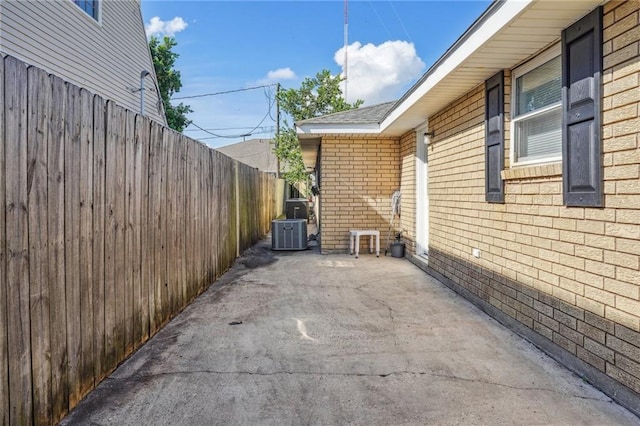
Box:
<box><xmin>272</xmin><ymin>219</ymin><xmax>307</xmax><ymax>250</ymax></box>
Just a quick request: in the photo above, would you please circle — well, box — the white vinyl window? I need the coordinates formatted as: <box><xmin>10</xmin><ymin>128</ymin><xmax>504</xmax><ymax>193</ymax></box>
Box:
<box><xmin>511</xmin><ymin>45</ymin><xmax>562</xmax><ymax>166</ymax></box>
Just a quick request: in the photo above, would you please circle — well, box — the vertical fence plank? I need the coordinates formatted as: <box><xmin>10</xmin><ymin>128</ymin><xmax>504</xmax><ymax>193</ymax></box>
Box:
<box><xmin>5</xmin><ymin>56</ymin><xmax>32</xmax><ymax>424</ymax></box>
<box><xmin>114</xmin><ymin>106</ymin><xmax>127</xmax><ymax>362</ymax></box>
<box><xmin>175</xmin><ymin>134</ymin><xmax>183</xmax><ymax>307</ymax></box>
<box><xmin>225</xmin><ymin>155</ymin><xmax>231</xmax><ymax>269</ymax></box>
<box><xmin>199</xmin><ymin>144</ymin><xmax>206</xmax><ymax>291</ymax></box>
<box><xmin>64</xmin><ymin>82</ymin><xmax>82</xmax><ymax>408</ymax></box>
<box><xmin>212</xmin><ymin>150</ymin><xmax>219</xmax><ymax>279</ymax></box>
<box><xmin>185</xmin><ymin>138</ymin><xmax>193</xmax><ymax>299</ymax></box>
<box><xmin>160</xmin><ymin>125</ymin><xmax>169</xmax><ymax>326</ymax></box>
<box><xmin>135</xmin><ymin>114</ymin><xmax>149</xmax><ymax>346</ymax></box>
<box><xmin>220</xmin><ymin>155</ymin><xmax>229</xmax><ymax>272</ymax></box>
<box><xmin>27</xmin><ymin>65</ymin><xmax>53</xmax><ymax>425</ymax></box>
<box><xmin>131</xmin><ymin>113</ymin><xmax>143</xmax><ymax>349</ymax></box>
<box><xmin>48</xmin><ymin>75</ymin><xmax>68</xmax><ymax>423</ymax></box>
<box><xmin>104</xmin><ymin>101</ymin><xmax>125</xmax><ymax>372</ymax></box>
<box><xmin>79</xmin><ymin>88</ymin><xmax>94</xmax><ymax>399</ymax></box>
<box><xmin>176</xmin><ymin>137</ymin><xmax>186</xmax><ymax>303</ymax></box>
<box><xmin>196</xmin><ymin>144</ymin><xmax>203</xmax><ymax>292</ymax></box>
<box><xmin>200</xmin><ymin>145</ymin><xmax>206</xmax><ymax>292</ymax></box>
<box><xmin>164</xmin><ymin>131</ymin><xmax>176</xmax><ymax>317</ymax></box>
<box><xmin>207</xmin><ymin>150</ymin><xmax>216</xmax><ymax>284</ymax></box>
<box><xmin>92</xmin><ymin>96</ymin><xmax>106</xmax><ymax>383</ymax></box>
<box><xmin>124</xmin><ymin>111</ymin><xmax>135</xmax><ymax>356</ymax></box>
<box><xmin>0</xmin><ymin>54</ymin><xmax>8</xmax><ymax>426</ymax></box>
<box><xmin>103</xmin><ymin>101</ymin><xmax>116</xmax><ymax>374</ymax></box>
<box><xmin>147</xmin><ymin>123</ymin><xmax>161</xmax><ymax>334</ymax></box>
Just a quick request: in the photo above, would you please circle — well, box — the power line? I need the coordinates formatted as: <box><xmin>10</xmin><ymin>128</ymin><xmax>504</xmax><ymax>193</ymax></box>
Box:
<box><xmin>197</xmin><ymin>128</ymin><xmax>275</xmax><ymax>141</ymax></box>
<box><xmin>172</xmin><ymin>83</ymin><xmax>277</xmax><ymax>100</ymax></box>
<box><xmin>369</xmin><ymin>1</ymin><xmax>393</xmax><ymax>40</ymax></box>
<box><xmin>184</xmin><ymin>125</ymin><xmax>275</xmax><ymax>132</ymax></box>
<box><xmin>389</xmin><ymin>1</ymin><xmax>412</xmax><ymax>43</ymax></box>
<box><xmin>188</xmin><ymin>93</ymin><xmax>275</xmax><ymax>139</ymax></box>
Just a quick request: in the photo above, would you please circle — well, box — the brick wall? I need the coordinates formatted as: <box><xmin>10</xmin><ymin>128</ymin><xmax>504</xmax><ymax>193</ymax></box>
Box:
<box><xmin>320</xmin><ymin>136</ymin><xmax>400</xmax><ymax>253</ymax></box>
<box><xmin>426</xmin><ymin>0</ymin><xmax>639</xmax><ymax>401</ymax></box>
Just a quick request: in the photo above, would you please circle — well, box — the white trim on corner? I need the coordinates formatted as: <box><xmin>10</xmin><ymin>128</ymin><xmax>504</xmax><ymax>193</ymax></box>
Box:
<box><xmin>380</xmin><ymin>0</ymin><xmax>534</xmax><ymax>133</ymax></box>
<box><xmin>415</xmin><ymin>122</ymin><xmax>429</xmax><ymax>259</ymax></box>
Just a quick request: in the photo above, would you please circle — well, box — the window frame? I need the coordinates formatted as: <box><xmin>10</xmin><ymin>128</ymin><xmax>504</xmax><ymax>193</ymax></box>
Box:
<box><xmin>510</xmin><ymin>43</ymin><xmax>562</xmax><ymax>168</ymax></box>
<box><xmin>72</xmin><ymin>0</ymin><xmax>101</xmax><ymax>22</ymax></box>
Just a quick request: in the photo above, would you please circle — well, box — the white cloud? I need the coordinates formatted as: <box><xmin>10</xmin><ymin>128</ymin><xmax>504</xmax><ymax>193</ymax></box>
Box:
<box><xmin>254</xmin><ymin>67</ymin><xmax>297</xmax><ymax>85</ymax></box>
<box><xmin>145</xmin><ymin>16</ymin><xmax>188</xmax><ymax>38</ymax></box>
<box><xmin>267</xmin><ymin>68</ymin><xmax>297</xmax><ymax>81</ymax></box>
<box><xmin>334</xmin><ymin>40</ymin><xmax>425</xmax><ymax>105</ymax></box>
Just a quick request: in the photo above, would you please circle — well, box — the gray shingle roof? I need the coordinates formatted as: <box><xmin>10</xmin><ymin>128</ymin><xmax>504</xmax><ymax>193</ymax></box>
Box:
<box><xmin>216</xmin><ymin>138</ymin><xmax>277</xmax><ymax>174</ymax></box>
<box><xmin>296</xmin><ymin>101</ymin><xmax>397</xmax><ymax>125</ymax></box>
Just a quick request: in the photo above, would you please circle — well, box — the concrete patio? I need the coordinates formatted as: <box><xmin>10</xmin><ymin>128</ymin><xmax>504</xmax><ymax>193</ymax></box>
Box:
<box><xmin>61</xmin><ymin>237</ymin><xmax>639</xmax><ymax>425</ymax></box>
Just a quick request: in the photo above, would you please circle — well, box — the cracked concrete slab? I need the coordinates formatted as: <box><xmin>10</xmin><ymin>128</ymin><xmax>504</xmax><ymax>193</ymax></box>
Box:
<box><xmin>61</xmin><ymin>238</ymin><xmax>640</xmax><ymax>425</ymax></box>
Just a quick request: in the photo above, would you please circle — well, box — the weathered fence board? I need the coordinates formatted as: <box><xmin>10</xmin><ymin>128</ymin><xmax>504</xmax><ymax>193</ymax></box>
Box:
<box><xmin>79</xmin><ymin>88</ymin><xmax>95</xmax><ymax>399</ymax></box>
<box><xmin>64</xmin><ymin>83</ymin><xmax>82</xmax><ymax>408</ymax></box>
<box><xmin>124</xmin><ymin>110</ymin><xmax>135</xmax><ymax>357</ymax></box>
<box><xmin>158</xmin><ymin>127</ymin><xmax>169</xmax><ymax>325</ymax></box>
<box><xmin>114</xmin><ymin>105</ymin><xmax>127</xmax><ymax>364</ymax></box>
<box><xmin>148</xmin><ymin>121</ymin><xmax>162</xmax><ymax>334</ymax></box>
<box><xmin>135</xmin><ymin>114</ymin><xmax>150</xmax><ymax>347</ymax></box>
<box><xmin>48</xmin><ymin>75</ymin><xmax>68</xmax><ymax>423</ymax></box>
<box><xmin>165</xmin><ymin>131</ymin><xmax>177</xmax><ymax>316</ymax></box>
<box><xmin>27</xmin><ymin>65</ymin><xmax>52</xmax><ymax>425</ymax></box>
<box><xmin>104</xmin><ymin>101</ymin><xmax>120</xmax><ymax>374</ymax></box>
<box><xmin>1</xmin><ymin>55</ymin><xmax>284</xmax><ymax>425</ymax></box>
<box><xmin>92</xmin><ymin>96</ymin><xmax>107</xmax><ymax>384</ymax></box>
<box><xmin>5</xmin><ymin>55</ymin><xmax>33</xmax><ymax>424</ymax></box>
<box><xmin>0</xmin><ymin>51</ymin><xmax>8</xmax><ymax>426</ymax></box>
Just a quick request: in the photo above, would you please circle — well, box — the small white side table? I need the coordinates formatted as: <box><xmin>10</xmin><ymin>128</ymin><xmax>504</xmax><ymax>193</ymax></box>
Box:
<box><xmin>349</xmin><ymin>230</ymin><xmax>380</xmax><ymax>258</ymax></box>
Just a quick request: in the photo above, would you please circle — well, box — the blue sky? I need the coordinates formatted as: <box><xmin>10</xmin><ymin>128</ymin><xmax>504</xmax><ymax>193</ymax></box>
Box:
<box><xmin>141</xmin><ymin>1</ymin><xmax>492</xmax><ymax>148</ymax></box>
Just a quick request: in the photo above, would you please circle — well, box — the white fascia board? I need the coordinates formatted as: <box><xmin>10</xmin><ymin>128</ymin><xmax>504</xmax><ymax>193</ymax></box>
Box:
<box><xmin>296</xmin><ymin>122</ymin><xmax>381</xmax><ymax>135</ymax></box>
<box><xmin>380</xmin><ymin>0</ymin><xmax>534</xmax><ymax>132</ymax></box>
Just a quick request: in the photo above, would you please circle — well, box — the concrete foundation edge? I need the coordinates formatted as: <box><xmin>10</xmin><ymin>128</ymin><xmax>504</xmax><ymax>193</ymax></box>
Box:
<box><xmin>406</xmin><ymin>256</ymin><xmax>640</xmax><ymax>420</ymax></box>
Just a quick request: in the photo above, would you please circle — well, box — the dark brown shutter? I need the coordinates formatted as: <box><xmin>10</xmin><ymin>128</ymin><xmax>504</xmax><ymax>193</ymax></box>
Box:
<box><xmin>562</xmin><ymin>7</ymin><xmax>603</xmax><ymax>207</ymax></box>
<box><xmin>485</xmin><ymin>71</ymin><xmax>504</xmax><ymax>203</ymax></box>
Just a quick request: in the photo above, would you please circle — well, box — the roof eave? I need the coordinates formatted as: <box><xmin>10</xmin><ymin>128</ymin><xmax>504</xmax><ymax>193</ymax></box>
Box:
<box><xmin>296</xmin><ymin>122</ymin><xmax>381</xmax><ymax>136</ymax></box>
<box><xmin>379</xmin><ymin>0</ymin><xmax>533</xmax><ymax>133</ymax></box>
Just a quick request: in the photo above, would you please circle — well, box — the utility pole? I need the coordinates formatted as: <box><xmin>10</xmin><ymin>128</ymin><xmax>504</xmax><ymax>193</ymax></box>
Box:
<box><xmin>344</xmin><ymin>0</ymin><xmax>348</xmax><ymax>101</ymax></box>
<box><xmin>275</xmin><ymin>83</ymin><xmax>281</xmax><ymax>179</ymax></box>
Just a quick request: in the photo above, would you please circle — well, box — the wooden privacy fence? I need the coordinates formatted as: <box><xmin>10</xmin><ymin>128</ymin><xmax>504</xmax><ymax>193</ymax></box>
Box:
<box><xmin>0</xmin><ymin>55</ymin><xmax>284</xmax><ymax>425</ymax></box>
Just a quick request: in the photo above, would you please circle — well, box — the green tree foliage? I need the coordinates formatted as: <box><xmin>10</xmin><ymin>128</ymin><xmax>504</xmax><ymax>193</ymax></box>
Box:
<box><xmin>275</xmin><ymin>69</ymin><xmax>363</xmax><ymax>184</ymax></box>
<box><xmin>148</xmin><ymin>36</ymin><xmax>193</xmax><ymax>132</ymax></box>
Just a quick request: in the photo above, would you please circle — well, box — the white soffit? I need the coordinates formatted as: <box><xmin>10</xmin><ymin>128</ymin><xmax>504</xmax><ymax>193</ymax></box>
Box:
<box><xmin>296</xmin><ymin>122</ymin><xmax>380</xmax><ymax>135</ymax></box>
<box><xmin>381</xmin><ymin>0</ymin><xmax>605</xmax><ymax>135</ymax></box>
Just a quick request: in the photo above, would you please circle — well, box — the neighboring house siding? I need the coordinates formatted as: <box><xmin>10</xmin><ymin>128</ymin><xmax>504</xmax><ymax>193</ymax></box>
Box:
<box><xmin>320</xmin><ymin>136</ymin><xmax>400</xmax><ymax>253</ymax></box>
<box><xmin>426</xmin><ymin>0</ymin><xmax>639</xmax><ymax>398</ymax></box>
<box><xmin>0</xmin><ymin>0</ymin><xmax>166</xmax><ymax>124</ymax></box>
<box><xmin>399</xmin><ymin>131</ymin><xmax>417</xmax><ymax>255</ymax></box>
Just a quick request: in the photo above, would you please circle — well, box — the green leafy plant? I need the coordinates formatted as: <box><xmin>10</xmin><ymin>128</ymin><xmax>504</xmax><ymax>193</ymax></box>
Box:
<box><xmin>149</xmin><ymin>35</ymin><xmax>193</xmax><ymax>132</ymax></box>
<box><xmin>275</xmin><ymin>70</ymin><xmax>363</xmax><ymax>185</ymax></box>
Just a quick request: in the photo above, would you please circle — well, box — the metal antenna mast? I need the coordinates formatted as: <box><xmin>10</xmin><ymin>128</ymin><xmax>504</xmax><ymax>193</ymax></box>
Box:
<box><xmin>344</xmin><ymin>0</ymin><xmax>348</xmax><ymax>101</ymax></box>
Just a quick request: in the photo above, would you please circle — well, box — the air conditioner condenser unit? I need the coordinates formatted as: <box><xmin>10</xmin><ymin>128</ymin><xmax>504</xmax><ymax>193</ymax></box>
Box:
<box><xmin>272</xmin><ymin>219</ymin><xmax>307</xmax><ymax>250</ymax></box>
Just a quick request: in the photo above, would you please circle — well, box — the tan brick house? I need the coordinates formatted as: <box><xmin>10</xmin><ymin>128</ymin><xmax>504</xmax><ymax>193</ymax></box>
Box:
<box><xmin>297</xmin><ymin>0</ymin><xmax>640</xmax><ymax>416</ymax></box>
